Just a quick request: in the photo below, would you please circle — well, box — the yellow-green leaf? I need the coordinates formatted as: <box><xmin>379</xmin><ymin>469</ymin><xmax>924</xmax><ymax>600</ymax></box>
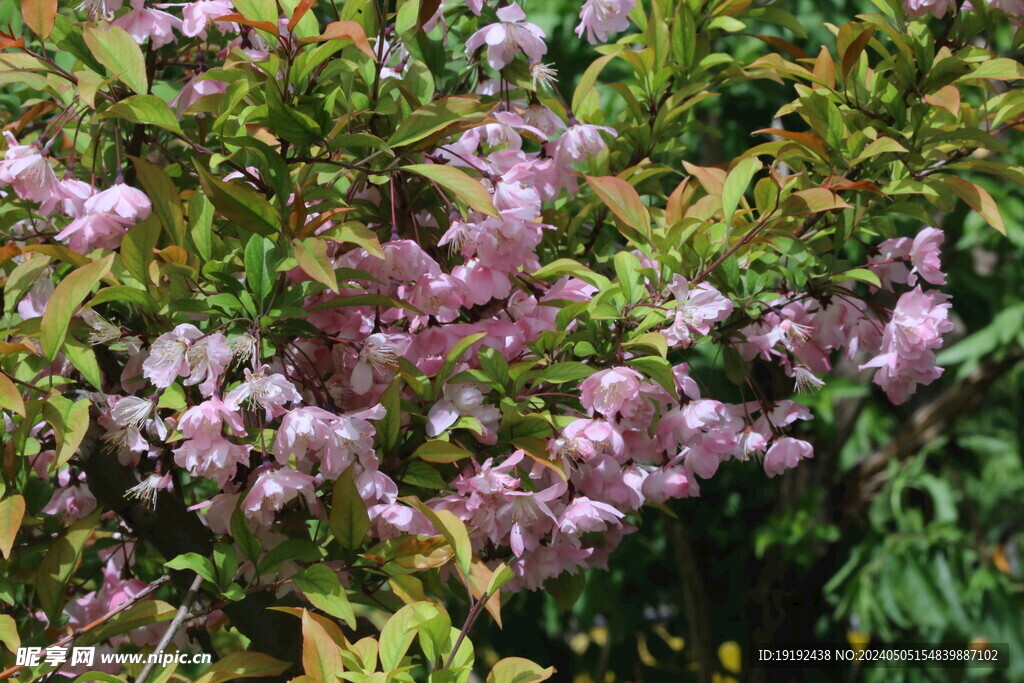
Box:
<box><xmin>403</xmin><ymin>164</ymin><xmax>499</xmax><ymax>218</ymax></box>
<box><xmin>0</xmin><ymin>613</ymin><xmax>19</xmax><ymax>655</ymax></box>
<box><xmin>293</xmin><ymin>565</ymin><xmax>356</xmax><ymax>628</ymax></box>
<box><xmin>301</xmin><ymin>609</ymin><xmax>346</xmax><ymax>683</ymax></box>
<box><xmin>941</xmin><ymin>176</ymin><xmax>1006</xmax><ymax>234</ymax></box>
<box><xmin>413</xmin><ymin>440</ymin><xmax>473</xmax><ymax>463</ymax></box>
<box><xmin>40</xmin><ymin>253</ymin><xmax>114</xmax><ymax>361</ymax></box>
<box><xmin>83</xmin><ymin>25</ymin><xmax>148</xmax><ymax>95</ymax></box>
<box><xmin>42</xmin><ymin>395</ymin><xmax>91</xmax><ymax>471</ymax></box>
<box><xmin>330</xmin><ymin>467</ymin><xmax>370</xmax><ymax>550</ymax></box>
<box><xmin>194</xmin><ymin>651</ymin><xmax>291</xmax><ymax>683</ymax></box>
<box><xmin>37</xmin><ymin>509</ymin><xmax>101</xmax><ymax>622</ymax></box>
<box><xmin>293</xmin><ymin>238</ymin><xmax>339</xmax><ymax>293</ymax></box>
<box><xmin>486</xmin><ymin>657</ymin><xmax>555</xmax><ymax>683</ymax></box>
<box><xmin>102</xmin><ymin>96</ymin><xmax>184</xmax><ymax>136</ymax></box>
<box><xmin>0</xmin><ymin>495</ymin><xmax>25</xmax><ymax>559</ymax></box>
<box><xmin>21</xmin><ymin>0</ymin><xmax>56</xmax><ymax>39</ymax></box>
<box><xmin>584</xmin><ymin>175</ymin><xmax>652</xmax><ymax>243</ymax></box>
<box><xmin>0</xmin><ymin>373</ymin><xmax>25</xmax><ymax>417</ymax></box>
<box><xmin>402</xmin><ymin>497</ymin><xmax>472</xmax><ymax>576</ymax></box>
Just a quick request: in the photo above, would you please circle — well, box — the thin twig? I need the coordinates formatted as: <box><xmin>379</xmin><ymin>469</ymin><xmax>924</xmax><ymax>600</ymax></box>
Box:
<box><xmin>135</xmin><ymin>573</ymin><xmax>205</xmax><ymax>683</ymax></box>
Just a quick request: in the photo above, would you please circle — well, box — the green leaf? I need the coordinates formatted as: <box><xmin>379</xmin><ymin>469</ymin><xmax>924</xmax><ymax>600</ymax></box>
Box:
<box><xmin>437</xmin><ymin>332</ymin><xmax>488</xmax><ymax>387</ymax></box>
<box><xmin>212</xmin><ymin>542</ymin><xmax>239</xmax><ymax>591</ymax></box>
<box><xmin>613</xmin><ymin>251</ymin><xmax>643</xmax><ymax>305</ymax></box>
<box><xmin>959</xmin><ymin>58</ymin><xmax>1024</xmax><ymax>82</ymax></box>
<box><xmin>850</xmin><ymin>136</ymin><xmax>909</xmax><ymax>164</ymax></box>
<box><xmin>0</xmin><ymin>373</ymin><xmax>25</xmax><ymax>418</ymax></box>
<box><xmin>39</xmin><ymin>254</ymin><xmax>114</xmax><ymax>361</ymax></box>
<box><xmin>330</xmin><ymin>467</ymin><xmax>370</xmax><ymax>550</ymax></box>
<box><xmin>166</xmin><ymin>553</ymin><xmax>217</xmax><ymax>585</ymax></box>
<box><xmin>193</xmin><ymin>651</ymin><xmax>291</xmax><ymax>683</ymax></box>
<box><xmin>131</xmin><ymin>156</ymin><xmax>185</xmax><ymax>244</ymax></box>
<box><xmin>257</xmin><ymin>539</ymin><xmax>322</xmax><ymax>575</ymax></box>
<box><xmin>82</xmin><ymin>600</ymin><xmax>175</xmax><ymax>645</ymax></box>
<box><xmin>82</xmin><ymin>25</ymin><xmax>147</xmax><ymax>94</ymax></box>
<box><xmin>413</xmin><ymin>440</ymin><xmax>474</xmax><ymax>463</ymax></box>
<box><xmin>230</xmin><ymin>505</ymin><xmax>262</xmax><ymax>565</ymax></box>
<box><xmin>103</xmin><ymin>96</ymin><xmax>183</xmax><ymax>135</ymax></box>
<box><xmin>300</xmin><ymin>609</ymin><xmax>346</xmax><ymax>683</ymax></box>
<box><xmin>940</xmin><ymin>176</ymin><xmax>1006</xmax><ymax>234</ymax></box>
<box><xmin>389</xmin><ymin>96</ymin><xmax>495</xmax><ymax>148</ymax></box>
<box><xmin>121</xmin><ymin>215</ymin><xmax>161</xmax><ymax>285</ymax></box>
<box><xmin>244</xmin><ymin>236</ymin><xmax>277</xmax><ymax>305</ymax></box>
<box><xmin>42</xmin><ymin>395</ymin><xmax>91</xmax><ymax>471</ymax></box>
<box><xmin>721</xmin><ymin>157</ymin><xmax>761</xmax><ymax>227</ymax></box>
<box><xmin>293</xmin><ymin>565</ymin><xmax>356</xmax><ymax>627</ymax></box>
<box><xmin>835</xmin><ymin>268</ymin><xmax>882</xmax><ymax>288</ymax></box>
<box><xmin>64</xmin><ymin>337</ymin><xmax>103</xmax><ymax>391</ymax></box>
<box><xmin>264</xmin><ymin>81</ymin><xmax>322</xmax><ymax>144</ymax></box>
<box><xmin>36</xmin><ymin>509</ymin><xmax>101</xmax><ymax>622</ymax></box>
<box><xmin>531</xmin><ymin>259</ymin><xmax>610</xmax><ymax>290</ymax></box>
<box><xmin>486</xmin><ymin>657</ymin><xmax>555</xmax><ymax>683</ymax></box>
<box><xmin>626</xmin><ymin>355</ymin><xmax>679</xmax><ymax>399</ymax></box>
<box><xmin>195</xmin><ymin>163</ymin><xmax>280</xmax><ymax>237</ymax></box>
<box><xmin>543</xmin><ymin>570</ymin><xmax>586</xmax><ymax>612</ymax></box>
<box><xmin>402</xmin><ymin>164</ymin><xmax>499</xmax><ymax>218</ymax></box>
<box><xmin>320</xmin><ymin>222</ymin><xmax>384</xmax><ymax>259</ymax></box>
<box><xmin>584</xmin><ymin>175</ymin><xmax>651</xmax><ymax>243</ymax></box>
<box><xmin>402</xmin><ymin>497</ymin><xmax>473</xmax><ymax>576</ymax></box>
<box><xmin>0</xmin><ymin>612</ymin><xmax>20</xmax><ymax>655</ymax></box>
<box><xmin>536</xmin><ymin>362</ymin><xmax>596</xmax><ymax>384</ymax></box>
<box><xmin>0</xmin><ymin>495</ymin><xmax>25</xmax><ymax>560</ymax></box>
<box><xmin>377</xmin><ymin>377</ymin><xmax>402</xmax><ymax>454</ymax></box>
<box><xmin>292</xmin><ymin>238</ymin><xmax>339</xmax><ymax>293</ymax></box>
<box><xmin>4</xmin><ymin>254</ymin><xmax>51</xmax><ymax>314</ymax></box>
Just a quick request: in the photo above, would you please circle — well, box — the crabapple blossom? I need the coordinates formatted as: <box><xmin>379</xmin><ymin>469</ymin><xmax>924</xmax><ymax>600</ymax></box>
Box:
<box><xmin>465</xmin><ymin>3</ymin><xmax>547</xmax><ymax>70</ymax></box>
<box><xmin>576</xmin><ymin>0</ymin><xmax>636</xmax><ymax>44</ymax></box>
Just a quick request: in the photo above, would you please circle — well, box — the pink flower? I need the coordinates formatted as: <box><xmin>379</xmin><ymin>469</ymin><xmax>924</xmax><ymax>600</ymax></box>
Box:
<box><xmin>575</xmin><ymin>0</ymin><xmax>636</xmax><ymax>44</ymax></box>
<box><xmin>84</xmin><ymin>182</ymin><xmax>151</xmax><ymax>221</ymax></box>
<box><xmin>351</xmin><ymin>333</ymin><xmax>405</xmax><ymax>395</ymax></box>
<box><xmin>909</xmin><ymin>226</ymin><xmax>946</xmax><ymax>286</ymax></box>
<box><xmin>548</xmin><ymin>419</ymin><xmax>626</xmax><ymax>465</ymax></box>
<box><xmin>904</xmin><ymin>0</ymin><xmax>956</xmax><ymax>17</ymax></box>
<box><xmin>142</xmin><ymin>324</ymin><xmax>203</xmax><ymax>388</ymax></box>
<box><xmin>242</xmin><ymin>467</ymin><xmax>321</xmax><ymax>526</ymax></box>
<box><xmin>664</xmin><ymin>276</ymin><xmax>733</xmax><ymax>347</ymax></box>
<box><xmin>0</xmin><ymin>133</ymin><xmax>61</xmax><ymax>205</ymax></box>
<box><xmin>172</xmin><ymin>76</ymin><xmax>229</xmax><ymax>115</ymax></box>
<box><xmin>173</xmin><ymin>436</ymin><xmax>251</xmax><ymax>487</ymax></box>
<box><xmin>114</xmin><ymin>0</ymin><xmax>181</xmax><ymax>47</ymax></box>
<box><xmin>181</xmin><ymin>0</ymin><xmax>236</xmax><ymax>38</ymax></box>
<box><xmin>55</xmin><ymin>212</ymin><xmax>132</xmax><ymax>252</ymax></box>
<box><xmin>426</xmin><ymin>383</ymin><xmax>501</xmax><ymax>444</ymax></box>
<box><xmin>42</xmin><ymin>471</ymin><xmax>97</xmax><ymax>522</ymax></box>
<box><xmin>225</xmin><ymin>365</ymin><xmax>302</xmax><ymax>419</ymax></box>
<box><xmin>184</xmin><ymin>332</ymin><xmax>233</xmax><ymax>396</ymax></box>
<box><xmin>557</xmin><ymin>496</ymin><xmax>624</xmax><ymax>536</ymax></box>
<box><xmin>764</xmin><ymin>437</ymin><xmax>813</xmax><ymax>477</ymax></box>
<box><xmin>579</xmin><ymin>367</ymin><xmax>643</xmax><ymax>418</ymax></box>
<box><xmin>178</xmin><ymin>397</ymin><xmax>246</xmax><ymax>446</ymax></box>
<box><xmin>274</xmin><ymin>404</ymin><xmax>384</xmax><ymax>478</ymax></box>
<box><xmin>641</xmin><ymin>467</ymin><xmax>691</xmax><ymax>504</ymax></box>
<box><xmin>553</xmin><ymin>122</ymin><xmax>616</xmax><ymax>164</ymax></box>
<box><xmin>53</xmin><ymin>178</ymin><xmax>95</xmax><ymax>217</ymax></box>
<box><xmin>465</xmin><ymin>2</ymin><xmax>547</xmax><ymax>70</ymax></box>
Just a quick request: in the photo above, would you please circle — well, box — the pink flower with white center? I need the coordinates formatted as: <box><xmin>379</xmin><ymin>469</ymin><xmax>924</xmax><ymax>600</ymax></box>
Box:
<box><xmin>178</xmin><ymin>396</ymin><xmax>245</xmax><ymax>446</ymax></box>
<box><xmin>351</xmin><ymin>333</ymin><xmax>406</xmax><ymax>394</ymax></box>
<box><xmin>114</xmin><ymin>0</ymin><xmax>181</xmax><ymax>47</ymax></box>
<box><xmin>557</xmin><ymin>496</ymin><xmax>624</xmax><ymax>536</ymax></box>
<box><xmin>553</xmin><ymin>122</ymin><xmax>617</xmax><ymax>164</ymax></box>
<box><xmin>641</xmin><ymin>466</ymin><xmax>691</xmax><ymax>504</ymax></box>
<box><xmin>575</xmin><ymin>0</ymin><xmax>636</xmax><ymax>44</ymax></box>
<box><xmin>521</xmin><ymin>102</ymin><xmax>565</xmax><ymax>138</ymax></box>
<box><xmin>664</xmin><ymin>275</ymin><xmax>733</xmax><ymax>347</ymax></box>
<box><xmin>426</xmin><ymin>383</ymin><xmax>501</xmax><ymax>444</ymax></box>
<box><xmin>579</xmin><ymin>367</ymin><xmax>643</xmax><ymax>419</ymax></box>
<box><xmin>493</xmin><ymin>167</ymin><xmax>542</xmax><ymax>220</ymax></box>
<box><xmin>909</xmin><ymin>226</ymin><xmax>946</xmax><ymax>286</ymax></box>
<box><xmin>84</xmin><ymin>182</ymin><xmax>152</xmax><ymax>221</ymax></box>
<box><xmin>225</xmin><ymin>365</ymin><xmax>302</xmax><ymax>419</ymax></box>
<box><xmin>904</xmin><ymin>0</ymin><xmax>956</xmax><ymax>16</ymax></box>
<box><xmin>465</xmin><ymin>2</ymin><xmax>547</xmax><ymax>70</ymax></box>
<box><xmin>173</xmin><ymin>436</ymin><xmax>251</xmax><ymax>487</ymax></box>
<box><xmin>275</xmin><ymin>405</ymin><xmax>384</xmax><ymax>478</ymax></box>
<box><xmin>405</xmin><ymin>273</ymin><xmax>468</xmax><ymax>323</ymax></box>
<box><xmin>503</xmin><ymin>483</ymin><xmax>564</xmax><ymax>557</ymax></box>
<box><xmin>184</xmin><ymin>332</ymin><xmax>233</xmax><ymax>396</ymax></box>
<box><xmin>359</xmin><ymin>239</ymin><xmax>442</xmax><ymax>282</ymax></box>
<box><xmin>513</xmin><ymin>544</ymin><xmax>592</xmax><ymax>590</ymax></box>
<box><xmin>549</xmin><ymin>418</ymin><xmax>626</xmax><ymax>466</ymax></box>
<box><xmin>868</xmin><ymin>236</ymin><xmax>912</xmax><ymax>291</ymax></box>
<box><xmin>764</xmin><ymin>437</ymin><xmax>813</xmax><ymax>477</ymax></box>
<box><xmin>451</xmin><ymin>260</ymin><xmax>513</xmax><ymax>306</ymax></box>
<box><xmin>142</xmin><ymin>323</ymin><xmax>203</xmax><ymax>388</ymax></box>
<box><xmin>242</xmin><ymin>467</ymin><xmax>320</xmax><ymax>526</ymax></box>
<box><xmin>181</xmin><ymin>0</ymin><xmax>236</xmax><ymax>38</ymax></box>
<box><xmin>42</xmin><ymin>471</ymin><xmax>97</xmax><ymax>522</ymax></box>
<box><xmin>0</xmin><ymin>133</ymin><xmax>61</xmax><ymax>205</ymax></box>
